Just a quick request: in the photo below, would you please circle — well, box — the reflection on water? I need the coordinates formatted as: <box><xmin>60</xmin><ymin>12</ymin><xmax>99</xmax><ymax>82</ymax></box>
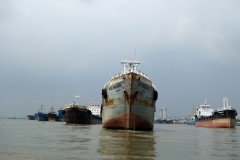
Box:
<box><xmin>98</xmin><ymin>129</ymin><xmax>156</xmax><ymax>159</ymax></box>
<box><xmin>1</xmin><ymin>120</ymin><xmax>240</xmax><ymax>160</ymax></box>
<box><xmin>195</xmin><ymin>128</ymin><xmax>239</xmax><ymax>159</ymax></box>
<box><xmin>59</xmin><ymin>124</ymin><xmax>101</xmax><ymax>159</ymax></box>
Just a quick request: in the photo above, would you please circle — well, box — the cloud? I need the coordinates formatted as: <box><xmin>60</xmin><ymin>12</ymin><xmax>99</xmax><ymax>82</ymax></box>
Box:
<box><xmin>1</xmin><ymin>0</ymin><xmax>240</xmax><ymax>117</ymax></box>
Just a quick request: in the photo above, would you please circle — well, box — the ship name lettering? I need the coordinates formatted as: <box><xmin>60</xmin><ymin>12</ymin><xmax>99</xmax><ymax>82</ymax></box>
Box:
<box><xmin>109</xmin><ymin>83</ymin><xmax>122</xmax><ymax>91</ymax></box>
<box><xmin>138</xmin><ymin>82</ymin><xmax>150</xmax><ymax>90</ymax></box>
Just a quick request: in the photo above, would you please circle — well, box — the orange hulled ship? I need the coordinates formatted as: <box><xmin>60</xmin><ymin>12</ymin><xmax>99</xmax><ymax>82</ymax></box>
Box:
<box><xmin>195</xmin><ymin>98</ymin><xmax>237</xmax><ymax>128</ymax></box>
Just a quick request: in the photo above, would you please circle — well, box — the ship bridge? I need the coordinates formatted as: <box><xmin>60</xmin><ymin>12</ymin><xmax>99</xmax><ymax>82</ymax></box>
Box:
<box><xmin>121</xmin><ymin>60</ymin><xmax>140</xmax><ymax>73</ymax></box>
<box><xmin>196</xmin><ymin>100</ymin><xmax>214</xmax><ymax>117</ymax></box>
<box><xmin>104</xmin><ymin>59</ymin><xmax>156</xmax><ymax>89</ymax></box>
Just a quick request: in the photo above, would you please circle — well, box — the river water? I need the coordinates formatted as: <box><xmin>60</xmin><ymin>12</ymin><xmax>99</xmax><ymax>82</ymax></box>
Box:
<box><xmin>0</xmin><ymin>119</ymin><xmax>239</xmax><ymax>160</ymax></box>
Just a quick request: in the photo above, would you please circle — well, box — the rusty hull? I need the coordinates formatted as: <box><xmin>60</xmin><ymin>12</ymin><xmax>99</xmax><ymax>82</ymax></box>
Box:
<box><xmin>102</xmin><ymin>72</ymin><xmax>156</xmax><ymax>130</ymax></box>
<box><xmin>196</xmin><ymin>118</ymin><xmax>236</xmax><ymax>128</ymax></box>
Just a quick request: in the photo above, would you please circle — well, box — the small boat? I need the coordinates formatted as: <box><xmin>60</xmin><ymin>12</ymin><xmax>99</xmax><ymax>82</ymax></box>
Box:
<box><xmin>186</xmin><ymin>117</ymin><xmax>195</xmax><ymax>125</ymax></box>
<box><xmin>186</xmin><ymin>107</ymin><xmax>196</xmax><ymax>125</ymax></box>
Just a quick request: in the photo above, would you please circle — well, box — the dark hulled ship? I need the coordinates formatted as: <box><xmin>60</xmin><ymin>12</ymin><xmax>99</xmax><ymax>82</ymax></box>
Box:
<box><xmin>64</xmin><ymin>102</ymin><xmax>102</xmax><ymax>124</ymax></box>
<box><xmin>27</xmin><ymin>115</ymin><xmax>34</xmax><ymax>120</ymax></box>
<box><xmin>37</xmin><ymin>105</ymin><xmax>48</xmax><ymax>121</ymax></box>
<box><xmin>46</xmin><ymin>106</ymin><xmax>58</xmax><ymax>122</ymax></box>
<box><xmin>195</xmin><ymin>98</ymin><xmax>237</xmax><ymax>128</ymax></box>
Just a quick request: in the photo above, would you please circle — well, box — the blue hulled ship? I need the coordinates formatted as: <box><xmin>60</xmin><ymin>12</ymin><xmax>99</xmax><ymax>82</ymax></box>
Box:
<box><xmin>34</xmin><ymin>113</ymin><xmax>38</xmax><ymax>120</ymax></box>
<box><xmin>37</xmin><ymin>105</ymin><xmax>48</xmax><ymax>121</ymax></box>
<box><xmin>58</xmin><ymin>108</ymin><xmax>66</xmax><ymax>122</ymax></box>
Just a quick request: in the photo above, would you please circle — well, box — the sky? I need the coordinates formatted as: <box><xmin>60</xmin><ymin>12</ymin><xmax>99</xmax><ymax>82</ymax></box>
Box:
<box><xmin>1</xmin><ymin>0</ymin><xmax>240</xmax><ymax>119</ymax></box>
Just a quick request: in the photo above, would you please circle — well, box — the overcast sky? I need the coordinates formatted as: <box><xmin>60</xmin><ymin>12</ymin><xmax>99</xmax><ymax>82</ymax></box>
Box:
<box><xmin>1</xmin><ymin>0</ymin><xmax>240</xmax><ymax>119</ymax></box>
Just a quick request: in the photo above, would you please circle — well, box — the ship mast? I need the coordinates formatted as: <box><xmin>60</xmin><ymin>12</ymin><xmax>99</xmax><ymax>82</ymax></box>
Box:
<box><xmin>223</xmin><ymin>97</ymin><xmax>228</xmax><ymax>108</ymax></box>
<box><xmin>75</xmin><ymin>95</ymin><xmax>80</xmax><ymax>105</ymax></box>
<box><xmin>40</xmin><ymin>104</ymin><xmax>43</xmax><ymax>113</ymax></box>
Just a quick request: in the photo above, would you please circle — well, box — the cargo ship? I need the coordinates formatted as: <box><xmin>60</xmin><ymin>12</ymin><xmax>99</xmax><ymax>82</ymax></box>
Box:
<box><xmin>37</xmin><ymin>105</ymin><xmax>48</xmax><ymax>121</ymax></box>
<box><xmin>236</xmin><ymin>121</ymin><xmax>240</xmax><ymax>126</ymax></box>
<box><xmin>37</xmin><ymin>112</ymin><xmax>48</xmax><ymax>121</ymax></box>
<box><xmin>101</xmin><ymin>60</ymin><xmax>158</xmax><ymax>130</ymax></box>
<box><xmin>46</xmin><ymin>106</ymin><xmax>57</xmax><ymax>122</ymax></box>
<box><xmin>58</xmin><ymin>108</ymin><xmax>66</xmax><ymax>122</ymax></box>
<box><xmin>65</xmin><ymin>101</ymin><xmax>102</xmax><ymax>124</ymax></box>
<box><xmin>195</xmin><ymin>98</ymin><xmax>237</xmax><ymax>128</ymax></box>
<box><xmin>154</xmin><ymin>119</ymin><xmax>173</xmax><ymax>124</ymax></box>
<box><xmin>27</xmin><ymin>115</ymin><xmax>34</xmax><ymax>120</ymax></box>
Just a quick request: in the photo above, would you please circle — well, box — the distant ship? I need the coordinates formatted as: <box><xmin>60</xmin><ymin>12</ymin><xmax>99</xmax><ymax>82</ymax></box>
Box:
<box><xmin>186</xmin><ymin>107</ymin><xmax>196</xmax><ymax>125</ymax></box>
<box><xmin>37</xmin><ymin>105</ymin><xmax>48</xmax><ymax>121</ymax></box>
<box><xmin>186</xmin><ymin>117</ymin><xmax>195</xmax><ymax>125</ymax></box>
<box><xmin>46</xmin><ymin>106</ymin><xmax>57</xmax><ymax>122</ymax></box>
<box><xmin>154</xmin><ymin>119</ymin><xmax>173</xmax><ymax>124</ymax></box>
<box><xmin>64</xmin><ymin>99</ymin><xmax>102</xmax><ymax>124</ymax></box>
<box><xmin>195</xmin><ymin>98</ymin><xmax>237</xmax><ymax>128</ymax></box>
<box><xmin>27</xmin><ymin>115</ymin><xmax>34</xmax><ymax>120</ymax></box>
<box><xmin>88</xmin><ymin>99</ymin><xmax>101</xmax><ymax>117</ymax></box>
<box><xmin>58</xmin><ymin>108</ymin><xmax>66</xmax><ymax>122</ymax></box>
<box><xmin>101</xmin><ymin>60</ymin><xmax>158</xmax><ymax>130</ymax></box>
<box><xmin>34</xmin><ymin>113</ymin><xmax>38</xmax><ymax>120</ymax></box>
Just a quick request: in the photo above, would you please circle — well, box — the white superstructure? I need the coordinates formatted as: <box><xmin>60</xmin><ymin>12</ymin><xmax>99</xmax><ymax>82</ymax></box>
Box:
<box><xmin>65</xmin><ymin>102</ymin><xmax>87</xmax><ymax>109</ymax></box>
<box><xmin>196</xmin><ymin>100</ymin><xmax>214</xmax><ymax>118</ymax></box>
<box><xmin>88</xmin><ymin>99</ymin><xmax>101</xmax><ymax>116</ymax></box>
<box><xmin>104</xmin><ymin>60</ymin><xmax>156</xmax><ymax>90</ymax></box>
<box><xmin>49</xmin><ymin>106</ymin><xmax>55</xmax><ymax>113</ymax></box>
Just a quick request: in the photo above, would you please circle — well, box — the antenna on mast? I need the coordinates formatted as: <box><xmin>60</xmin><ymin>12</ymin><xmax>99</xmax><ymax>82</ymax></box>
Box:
<box><xmin>40</xmin><ymin>104</ymin><xmax>43</xmax><ymax>113</ymax></box>
<box><xmin>75</xmin><ymin>95</ymin><xmax>80</xmax><ymax>105</ymax></box>
<box><xmin>134</xmin><ymin>48</ymin><xmax>136</xmax><ymax>60</ymax></box>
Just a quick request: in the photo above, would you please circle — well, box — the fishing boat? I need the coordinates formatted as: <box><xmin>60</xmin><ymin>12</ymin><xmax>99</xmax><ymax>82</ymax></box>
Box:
<box><xmin>101</xmin><ymin>59</ymin><xmax>158</xmax><ymax>130</ymax></box>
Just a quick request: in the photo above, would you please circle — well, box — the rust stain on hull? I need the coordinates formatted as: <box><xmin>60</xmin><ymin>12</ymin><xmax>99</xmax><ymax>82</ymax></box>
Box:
<box><xmin>102</xmin><ymin>61</ymin><xmax>157</xmax><ymax>131</ymax></box>
<box><xmin>105</xmin><ymin>99</ymin><xmax>114</xmax><ymax>106</ymax></box>
<box><xmin>196</xmin><ymin>118</ymin><xmax>236</xmax><ymax>128</ymax></box>
<box><xmin>102</xmin><ymin>113</ymin><xmax>153</xmax><ymax>130</ymax></box>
